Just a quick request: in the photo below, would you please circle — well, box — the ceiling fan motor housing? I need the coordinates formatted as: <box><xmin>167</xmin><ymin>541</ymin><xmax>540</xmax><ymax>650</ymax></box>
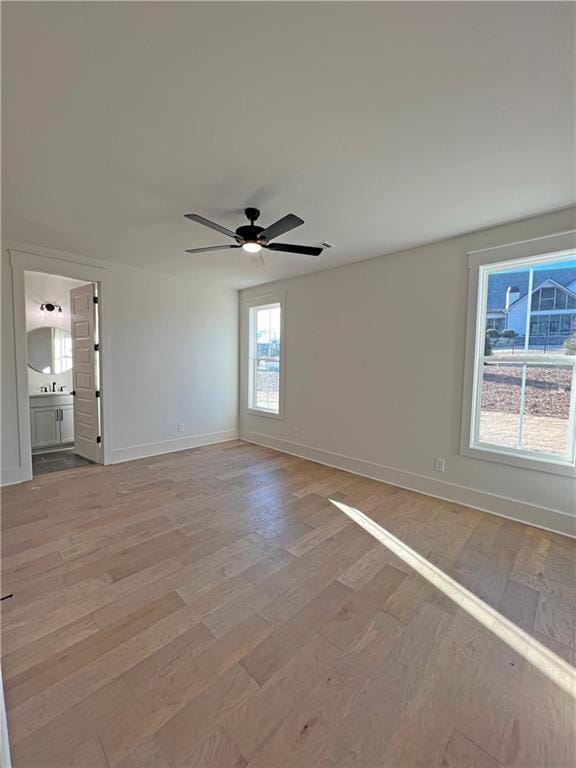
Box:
<box><xmin>236</xmin><ymin>208</ymin><xmax>264</xmax><ymax>244</ymax></box>
<box><xmin>235</xmin><ymin>224</ymin><xmax>265</xmax><ymax>244</ymax></box>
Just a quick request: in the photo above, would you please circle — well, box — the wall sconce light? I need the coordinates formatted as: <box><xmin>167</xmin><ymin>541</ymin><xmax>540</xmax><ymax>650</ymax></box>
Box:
<box><xmin>40</xmin><ymin>303</ymin><xmax>63</xmax><ymax>313</ymax></box>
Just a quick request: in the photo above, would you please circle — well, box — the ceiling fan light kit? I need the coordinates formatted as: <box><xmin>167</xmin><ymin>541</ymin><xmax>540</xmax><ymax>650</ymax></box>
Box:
<box><xmin>242</xmin><ymin>241</ymin><xmax>262</xmax><ymax>254</ymax></box>
<box><xmin>184</xmin><ymin>207</ymin><xmax>324</xmax><ymax>258</ymax></box>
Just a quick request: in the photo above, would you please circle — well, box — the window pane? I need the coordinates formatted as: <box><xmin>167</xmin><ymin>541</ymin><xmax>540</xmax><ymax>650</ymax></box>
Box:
<box><xmin>485</xmin><ymin>267</ymin><xmax>529</xmax><ymax>357</ymax></box>
<box><xmin>255</xmin><ymin>358</ymin><xmax>279</xmax><ymax>411</ymax></box>
<box><xmin>521</xmin><ymin>366</ymin><xmax>572</xmax><ymax>457</ymax></box>
<box><xmin>256</xmin><ymin>306</ymin><xmax>280</xmax><ymax>342</ymax></box>
<box><xmin>256</xmin><ymin>307</ymin><xmax>272</xmax><ymax>343</ymax></box>
<box><xmin>256</xmin><ymin>306</ymin><xmax>281</xmax><ymax>356</ymax></box>
<box><xmin>485</xmin><ymin>256</ymin><xmax>576</xmax><ymax>357</ymax></box>
<box><xmin>556</xmin><ymin>291</ymin><xmax>567</xmax><ymax>310</ymax></box>
<box><xmin>479</xmin><ymin>363</ymin><xmax>522</xmax><ymax>448</ymax></box>
<box><xmin>529</xmin><ymin>257</ymin><xmax>576</xmax><ymax>355</ymax></box>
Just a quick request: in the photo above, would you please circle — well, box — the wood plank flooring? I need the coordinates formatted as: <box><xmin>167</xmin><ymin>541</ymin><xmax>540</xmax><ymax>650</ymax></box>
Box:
<box><xmin>1</xmin><ymin>440</ymin><xmax>575</xmax><ymax>767</ymax></box>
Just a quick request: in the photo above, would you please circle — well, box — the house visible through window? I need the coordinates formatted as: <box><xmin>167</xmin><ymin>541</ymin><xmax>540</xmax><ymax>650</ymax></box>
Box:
<box><xmin>472</xmin><ymin>251</ymin><xmax>576</xmax><ymax>466</ymax></box>
<box><xmin>248</xmin><ymin>302</ymin><xmax>282</xmax><ymax>414</ymax></box>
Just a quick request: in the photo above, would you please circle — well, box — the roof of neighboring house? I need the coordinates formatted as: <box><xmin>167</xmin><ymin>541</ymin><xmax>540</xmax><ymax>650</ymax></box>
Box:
<box><xmin>487</xmin><ymin>267</ymin><xmax>576</xmax><ymax>312</ymax></box>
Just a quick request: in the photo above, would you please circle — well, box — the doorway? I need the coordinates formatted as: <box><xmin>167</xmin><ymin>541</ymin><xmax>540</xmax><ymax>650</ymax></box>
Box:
<box><xmin>25</xmin><ymin>270</ymin><xmax>103</xmax><ymax>476</ymax></box>
<box><xmin>8</xmin><ymin>247</ymin><xmax>111</xmax><ymax>484</ymax></box>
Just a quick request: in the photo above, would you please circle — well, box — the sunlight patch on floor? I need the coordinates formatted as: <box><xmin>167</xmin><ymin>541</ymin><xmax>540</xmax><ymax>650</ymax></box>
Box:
<box><xmin>329</xmin><ymin>498</ymin><xmax>575</xmax><ymax>699</ymax></box>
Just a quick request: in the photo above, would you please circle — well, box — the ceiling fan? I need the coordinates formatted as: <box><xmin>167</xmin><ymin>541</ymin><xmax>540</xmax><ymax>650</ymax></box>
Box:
<box><xmin>184</xmin><ymin>208</ymin><xmax>324</xmax><ymax>257</ymax></box>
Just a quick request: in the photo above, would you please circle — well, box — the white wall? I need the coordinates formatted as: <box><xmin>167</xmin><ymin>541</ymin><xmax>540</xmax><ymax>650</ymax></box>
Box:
<box><xmin>240</xmin><ymin>208</ymin><xmax>576</xmax><ymax>537</ymax></box>
<box><xmin>1</xmin><ymin>245</ymin><xmax>238</xmax><ymax>483</ymax></box>
<box><xmin>106</xmin><ymin>264</ymin><xmax>238</xmax><ymax>461</ymax></box>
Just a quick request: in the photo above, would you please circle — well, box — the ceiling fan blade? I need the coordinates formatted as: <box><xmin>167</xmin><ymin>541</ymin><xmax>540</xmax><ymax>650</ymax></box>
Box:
<box><xmin>185</xmin><ymin>245</ymin><xmax>241</xmax><ymax>254</ymax></box>
<box><xmin>184</xmin><ymin>214</ymin><xmax>238</xmax><ymax>239</ymax></box>
<box><xmin>259</xmin><ymin>214</ymin><xmax>304</xmax><ymax>242</ymax></box>
<box><xmin>266</xmin><ymin>242</ymin><xmax>323</xmax><ymax>256</ymax></box>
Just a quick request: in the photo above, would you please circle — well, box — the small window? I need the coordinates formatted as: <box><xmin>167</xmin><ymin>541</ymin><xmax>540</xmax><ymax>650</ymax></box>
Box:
<box><xmin>486</xmin><ymin>316</ymin><xmax>505</xmax><ymax>331</ymax></box>
<box><xmin>248</xmin><ymin>301</ymin><xmax>282</xmax><ymax>415</ymax></box>
<box><xmin>469</xmin><ymin>250</ymin><xmax>576</xmax><ymax>469</ymax></box>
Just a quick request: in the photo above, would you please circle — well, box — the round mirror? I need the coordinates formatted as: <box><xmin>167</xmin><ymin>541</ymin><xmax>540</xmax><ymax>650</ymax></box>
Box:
<box><xmin>27</xmin><ymin>327</ymin><xmax>73</xmax><ymax>374</ymax></box>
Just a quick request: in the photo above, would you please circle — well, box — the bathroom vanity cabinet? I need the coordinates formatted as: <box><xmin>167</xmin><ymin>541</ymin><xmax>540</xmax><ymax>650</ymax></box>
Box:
<box><xmin>30</xmin><ymin>393</ymin><xmax>74</xmax><ymax>450</ymax></box>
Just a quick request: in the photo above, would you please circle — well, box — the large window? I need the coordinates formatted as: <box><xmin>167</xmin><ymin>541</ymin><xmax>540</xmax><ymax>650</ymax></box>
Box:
<box><xmin>467</xmin><ymin>248</ymin><xmax>576</xmax><ymax>471</ymax></box>
<box><xmin>248</xmin><ymin>301</ymin><xmax>283</xmax><ymax>415</ymax></box>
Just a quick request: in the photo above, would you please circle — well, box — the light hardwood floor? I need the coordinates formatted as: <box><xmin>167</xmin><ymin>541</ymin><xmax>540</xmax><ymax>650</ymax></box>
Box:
<box><xmin>1</xmin><ymin>441</ymin><xmax>575</xmax><ymax>768</ymax></box>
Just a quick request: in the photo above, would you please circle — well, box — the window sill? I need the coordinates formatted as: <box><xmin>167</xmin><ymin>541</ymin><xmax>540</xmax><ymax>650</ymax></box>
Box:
<box><xmin>247</xmin><ymin>407</ymin><xmax>284</xmax><ymax>420</ymax></box>
<box><xmin>461</xmin><ymin>444</ymin><xmax>576</xmax><ymax>478</ymax></box>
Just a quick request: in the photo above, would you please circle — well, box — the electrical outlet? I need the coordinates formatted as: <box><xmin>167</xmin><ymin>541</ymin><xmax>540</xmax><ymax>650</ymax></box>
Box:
<box><xmin>293</xmin><ymin>426</ymin><xmax>301</xmax><ymax>438</ymax></box>
<box><xmin>177</xmin><ymin>423</ymin><xmax>184</xmax><ymax>433</ymax></box>
<box><xmin>434</xmin><ymin>457</ymin><xmax>445</xmax><ymax>473</ymax></box>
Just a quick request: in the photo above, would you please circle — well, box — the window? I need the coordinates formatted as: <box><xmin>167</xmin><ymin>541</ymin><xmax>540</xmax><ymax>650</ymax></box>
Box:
<box><xmin>53</xmin><ymin>328</ymin><xmax>73</xmax><ymax>374</ymax></box>
<box><xmin>532</xmin><ymin>285</ymin><xmax>576</xmax><ymax>311</ymax></box>
<box><xmin>463</xmin><ymin>241</ymin><xmax>576</xmax><ymax>474</ymax></box>
<box><xmin>486</xmin><ymin>316</ymin><xmax>506</xmax><ymax>331</ymax></box>
<box><xmin>248</xmin><ymin>300</ymin><xmax>283</xmax><ymax>415</ymax></box>
<box><xmin>531</xmin><ymin>314</ymin><xmax>576</xmax><ymax>335</ymax></box>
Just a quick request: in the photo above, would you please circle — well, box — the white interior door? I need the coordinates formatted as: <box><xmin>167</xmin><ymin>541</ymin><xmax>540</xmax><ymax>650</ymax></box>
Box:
<box><xmin>70</xmin><ymin>283</ymin><xmax>101</xmax><ymax>462</ymax></box>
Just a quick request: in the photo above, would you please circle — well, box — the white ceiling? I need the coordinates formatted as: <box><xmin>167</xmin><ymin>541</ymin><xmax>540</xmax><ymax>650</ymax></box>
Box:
<box><xmin>3</xmin><ymin>2</ymin><xmax>574</xmax><ymax>288</ymax></box>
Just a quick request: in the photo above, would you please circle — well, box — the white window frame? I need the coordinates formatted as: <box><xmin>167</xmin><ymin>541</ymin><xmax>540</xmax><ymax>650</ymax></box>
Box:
<box><xmin>461</xmin><ymin>230</ymin><xmax>576</xmax><ymax>478</ymax></box>
<box><xmin>244</xmin><ymin>292</ymin><xmax>285</xmax><ymax>419</ymax></box>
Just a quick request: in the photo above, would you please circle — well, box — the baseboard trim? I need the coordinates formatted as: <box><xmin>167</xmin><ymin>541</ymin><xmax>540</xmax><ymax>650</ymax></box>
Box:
<box><xmin>240</xmin><ymin>431</ymin><xmax>576</xmax><ymax>539</ymax></box>
<box><xmin>109</xmin><ymin>429</ymin><xmax>240</xmax><ymax>464</ymax></box>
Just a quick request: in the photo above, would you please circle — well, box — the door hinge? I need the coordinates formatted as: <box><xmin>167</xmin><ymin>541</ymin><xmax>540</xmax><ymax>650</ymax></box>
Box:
<box><xmin>95</xmin><ymin>390</ymin><xmax>101</xmax><ymax>398</ymax></box>
<box><xmin>93</xmin><ymin>296</ymin><xmax>99</xmax><ymax>304</ymax></box>
<box><xmin>94</xmin><ymin>343</ymin><xmax>100</xmax><ymax>352</ymax></box>
<box><xmin>96</xmin><ymin>436</ymin><xmax>102</xmax><ymax>444</ymax></box>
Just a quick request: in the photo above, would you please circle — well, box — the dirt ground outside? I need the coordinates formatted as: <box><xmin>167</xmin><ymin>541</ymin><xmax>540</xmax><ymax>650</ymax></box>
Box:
<box><xmin>480</xmin><ymin>364</ymin><xmax>572</xmax><ymax>455</ymax></box>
